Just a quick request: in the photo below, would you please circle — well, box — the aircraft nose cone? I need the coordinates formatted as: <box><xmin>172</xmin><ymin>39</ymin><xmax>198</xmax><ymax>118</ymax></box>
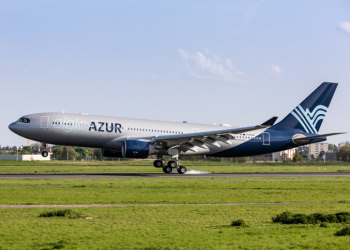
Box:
<box><xmin>8</xmin><ymin>122</ymin><xmax>22</xmax><ymax>135</ymax></box>
<box><xmin>8</xmin><ymin>122</ymin><xmax>16</xmax><ymax>132</ymax></box>
<box><xmin>9</xmin><ymin>122</ymin><xmax>27</xmax><ymax>137</ymax></box>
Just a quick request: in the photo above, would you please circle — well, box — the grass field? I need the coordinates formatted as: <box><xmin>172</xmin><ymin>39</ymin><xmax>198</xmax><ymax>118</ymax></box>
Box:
<box><xmin>1</xmin><ymin>205</ymin><xmax>350</xmax><ymax>249</ymax></box>
<box><xmin>0</xmin><ymin>165</ymin><xmax>350</xmax><ymax>174</ymax></box>
<box><xmin>1</xmin><ymin>160</ymin><xmax>349</xmax><ymax>175</ymax></box>
<box><xmin>1</xmin><ymin>177</ymin><xmax>350</xmax><ymax>205</ymax></box>
<box><xmin>1</xmin><ymin>163</ymin><xmax>350</xmax><ymax>248</ymax></box>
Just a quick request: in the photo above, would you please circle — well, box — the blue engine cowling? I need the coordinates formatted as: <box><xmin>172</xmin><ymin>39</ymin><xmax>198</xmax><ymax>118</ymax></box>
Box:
<box><xmin>122</xmin><ymin>140</ymin><xmax>150</xmax><ymax>158</ymax></box>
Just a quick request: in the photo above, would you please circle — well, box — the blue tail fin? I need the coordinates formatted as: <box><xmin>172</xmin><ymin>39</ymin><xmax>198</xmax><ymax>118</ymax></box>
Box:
<box><xmin>272</xmin><ymin>82</ymin><xmax>338</xmax><ymax>133</ymax></box>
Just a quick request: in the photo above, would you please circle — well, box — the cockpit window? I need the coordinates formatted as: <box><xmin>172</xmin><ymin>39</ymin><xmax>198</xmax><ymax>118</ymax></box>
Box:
<box><xmin>17</xmin><ymin>117</ymin><xmax>30</xmax><ymax>123</ymax></box>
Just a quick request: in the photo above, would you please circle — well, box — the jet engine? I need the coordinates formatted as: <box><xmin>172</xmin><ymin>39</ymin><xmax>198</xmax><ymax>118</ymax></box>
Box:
<box><xmin>122</xmin><ymin>140</ymin><xmax>151</xmax><ymax>158</ymax></box>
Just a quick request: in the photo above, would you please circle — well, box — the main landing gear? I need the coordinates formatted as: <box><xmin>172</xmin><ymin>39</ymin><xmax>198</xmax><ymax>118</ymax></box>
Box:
<box><xmin>153</xmin><ymin>157</ymin><xmax>187</xmax><ymax>174</ymax></box>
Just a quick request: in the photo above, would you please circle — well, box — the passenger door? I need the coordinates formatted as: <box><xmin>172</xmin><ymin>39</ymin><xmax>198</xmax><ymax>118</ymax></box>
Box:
<box><xmin>262</xmin><ymin>132</ymin><xmax>270</xmax><ymax>146</ymax></box>
<box><xmin>40</xmin><ymin>116</ymin><xmax>49</xmax><ymax>129</ymax></box>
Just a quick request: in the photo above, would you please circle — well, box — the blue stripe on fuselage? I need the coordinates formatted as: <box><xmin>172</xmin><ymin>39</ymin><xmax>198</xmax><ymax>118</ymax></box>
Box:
<box><xmin>209</xmin><ymin>129</ymin><xmax>326</xmax><ymax>157</ymax></box>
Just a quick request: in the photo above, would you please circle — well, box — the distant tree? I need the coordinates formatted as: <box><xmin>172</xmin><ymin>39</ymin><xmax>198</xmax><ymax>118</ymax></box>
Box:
<box><xmin>52</xmin><ymin>146</ymin><xmax>102</xmax><ymax>161</ymax></box>
<box><xmin>22</xmin><ymin>146</ymin><xmax>32</xmax><ymax>155</ymax></box>
<box><xmin>293</xmin><ymin>152</ymin><xmax>303</xmax><ymax>162</ymax></box>
<box><xmin>52</xmin><ymin>146</ymin><xmax>63</xmax><ymax>160</ymax></box>
<box><xmin>52</xmin><ymin>146</ymin><xmax>79</xmax><ymax>160</ymax></box>
<box><xmin>31</xmin><ymin>143</ymin><xmax>41</xmax><ymax>153</ymax></box>
<box><xmin>337</xmin><ymin>145</ymin><xmax>350</xmax><ymax>162</ymax></box>
<box><xmin>66</xmin><ymin>146</ymin><xmax>79</xmax><ymax>160</ymax></box>
<box><xmin>93</xmin><ymin>148</ymin><xmax>102</xmax><ymax>160</ymax></box>
<box><xmin>74</xmin><ymin>147</ymin><xmax>89</xmax><ymax>160</ymax></box>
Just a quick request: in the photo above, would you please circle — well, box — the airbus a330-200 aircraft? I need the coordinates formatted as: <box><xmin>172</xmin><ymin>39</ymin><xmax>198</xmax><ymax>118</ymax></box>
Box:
<box><xmin>9</xmin><ymin>82</ymin><xmax>344</xmax><ymax>174</ymax></box>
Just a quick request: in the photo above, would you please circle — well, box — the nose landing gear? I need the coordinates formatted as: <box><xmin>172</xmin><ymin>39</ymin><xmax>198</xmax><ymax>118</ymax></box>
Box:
<box><xmin>41</xmin><ymin>143</ymin><xmax>48</xmax><ymax>157</ymax></box>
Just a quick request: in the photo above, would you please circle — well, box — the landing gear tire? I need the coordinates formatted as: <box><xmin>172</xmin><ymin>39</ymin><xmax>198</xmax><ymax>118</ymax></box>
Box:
<box><xmin>153</xmin><ymin>160</ymin><xmax>163</xmax><ymax>168</ymax></box>
<box><xmin>177</xmin><ymin>166</ymin><xmax>187</xmax><ymax>174</ymax></box>
<box><xmin>163</xmin><ymin>166</ymin><xmax>173</xmax><ymax>174</ymax></box>
<box><xmin>167</xmin><ymin>161</ymin><xmax>177</xmax><ymax>168</ymax></box>
<box><xmin>42</xmin><ymin>151</ymin><xmax>48</xmax><ymax>157</ymax></box>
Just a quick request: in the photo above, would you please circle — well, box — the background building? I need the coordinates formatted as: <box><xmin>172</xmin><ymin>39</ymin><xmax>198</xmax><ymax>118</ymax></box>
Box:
<box><xmin>309</xmin><ymin>142</ymin><xmax>328</xmax><ymax>159</ymax></box>
<box><xmin>339</xmin><ymin>141</ymin><xmax>350</xmax><ymax>149</ymax></box>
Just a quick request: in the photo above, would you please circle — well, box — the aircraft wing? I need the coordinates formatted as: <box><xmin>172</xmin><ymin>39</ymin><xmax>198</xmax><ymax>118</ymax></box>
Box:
<box><xmin>147</xmin><ymin>124</ymin><xmax>269</xmax><ymax>152</ymax></box>
<box><xmin>147</xmin><ymin>117</ymin><xmax>277</xmax><ymax>149</ymax></box>
<box><xmin>105</xmin><ymin>117</ymin><xmax>276</xmax><ymax>152</ymax></box>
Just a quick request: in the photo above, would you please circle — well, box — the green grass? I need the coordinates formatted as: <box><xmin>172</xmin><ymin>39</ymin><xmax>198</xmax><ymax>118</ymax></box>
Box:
<box><xmin>1</xmin><ymin>177</ymin><xmax>350</xmax><ymax>205</ymax></box>
<box><xmin>1</xmin><ymin>173</ymin><xmax>350</xmax><ymax>248</ymax></box>
<box><xmin>1</xmin><ymin>205</ymin><xmax>350</xmax><ymax>249</ymax></box>
<box><xmin>1</xmin><ymin>159</ymin><xmax>349</xmax><ymax>175</ymax></box>
<box><xmin>0</xmin><ymin>165</ymin><xmax>350</xmax><ymax>174</ymax></box>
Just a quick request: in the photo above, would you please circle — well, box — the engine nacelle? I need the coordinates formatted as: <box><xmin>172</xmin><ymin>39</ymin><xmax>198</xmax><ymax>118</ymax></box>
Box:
<box><xmin>122</xmin><ymin>140</ymin><xmax>150</xmax><ymax>159</ymax></box>
<box><xmin>100</xmin><ymin>148</ymin><xmax>123</xmax><ymax>158</ymax></box>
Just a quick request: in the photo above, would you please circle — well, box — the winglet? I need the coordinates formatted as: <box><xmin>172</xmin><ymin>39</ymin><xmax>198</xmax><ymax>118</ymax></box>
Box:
<box><xmin>261</xmin><ymin>116</ymin><xmax>278</xmax><ymax>126</ymax></box>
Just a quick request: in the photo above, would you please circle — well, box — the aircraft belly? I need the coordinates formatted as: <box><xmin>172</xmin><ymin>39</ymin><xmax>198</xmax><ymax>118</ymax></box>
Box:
<box><xmin>30</xmin><ymin>127</ymin><xmax>111</xmax><ymax>148</ymax></box>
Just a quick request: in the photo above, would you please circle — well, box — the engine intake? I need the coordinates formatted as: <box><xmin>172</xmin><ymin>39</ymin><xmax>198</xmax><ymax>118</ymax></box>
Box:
<box><xmin>122</xmin><ymin>140</ymin><xmax>150</xmax><ymax>159</ymax></box>
<box><xmin>101</xmin><ymin>149</ymin><xmax>123</xmax><ymax>158</ymax></box>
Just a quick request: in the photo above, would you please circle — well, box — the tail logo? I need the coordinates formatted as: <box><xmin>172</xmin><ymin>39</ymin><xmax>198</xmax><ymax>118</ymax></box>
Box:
<box><xmin>291</xmin><ymin>105</ymin><xmax>328</xmax><ymax>134</ymax></box>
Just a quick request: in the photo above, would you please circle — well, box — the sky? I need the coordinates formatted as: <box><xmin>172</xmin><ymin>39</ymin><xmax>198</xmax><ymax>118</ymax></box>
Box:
<box><xmin>1</xmin><ymin>0</ymin><xmax>349</xmax><ymax>147</ymax></box>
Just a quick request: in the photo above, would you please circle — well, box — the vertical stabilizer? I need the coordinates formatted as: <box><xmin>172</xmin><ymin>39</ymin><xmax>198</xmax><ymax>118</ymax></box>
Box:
<box><xmin>272</xmin><ymin>82</ymin><xmax>338</xmax><ymax>133</ymax></box>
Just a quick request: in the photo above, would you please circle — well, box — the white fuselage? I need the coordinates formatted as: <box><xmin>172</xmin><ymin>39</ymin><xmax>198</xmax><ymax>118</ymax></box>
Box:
<box><xmin>9</xmin><ymin>112</ymin><xmax>266</xmax><ymax>156</ymax></box>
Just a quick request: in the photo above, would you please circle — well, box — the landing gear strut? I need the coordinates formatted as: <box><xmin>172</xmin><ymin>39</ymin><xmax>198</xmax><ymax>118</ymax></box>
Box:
<box><xmin>41</xmin><ymin>143</ymin><xmax>48</xmax><ymax>157</ymax></box>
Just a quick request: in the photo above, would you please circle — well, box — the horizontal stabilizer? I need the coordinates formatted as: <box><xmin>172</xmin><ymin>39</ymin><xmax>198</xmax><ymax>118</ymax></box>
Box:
<box><xmin>293</xmin><ymin>132</ymin><xmax>346</xmax><ymax>144</ymax></box>
<box><xmin>261</xmin><ymin>117</ymin><xmax>278</xmax><ymax>126</ymax></box>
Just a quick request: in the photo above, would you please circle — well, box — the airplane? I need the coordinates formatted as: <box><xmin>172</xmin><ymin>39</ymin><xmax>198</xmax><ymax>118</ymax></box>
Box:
<box><xmin>9</xmin><ymin>82</ymin><xmax>344</xmax><ymax>174</ymax></box>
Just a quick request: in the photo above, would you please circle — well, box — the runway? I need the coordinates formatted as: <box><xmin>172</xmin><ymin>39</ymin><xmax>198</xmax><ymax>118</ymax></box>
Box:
<box><xmin>0</xmin><ymin>172</ymin><xmax>350</xmax><ymax>179</ymax></box>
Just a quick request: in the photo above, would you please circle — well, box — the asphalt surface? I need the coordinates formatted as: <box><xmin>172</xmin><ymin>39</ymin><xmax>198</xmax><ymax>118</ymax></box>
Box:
<box><xmin>0</xmin><ymin>172</ymin><xmax>350</xmax><ymax>179</ymax></box>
